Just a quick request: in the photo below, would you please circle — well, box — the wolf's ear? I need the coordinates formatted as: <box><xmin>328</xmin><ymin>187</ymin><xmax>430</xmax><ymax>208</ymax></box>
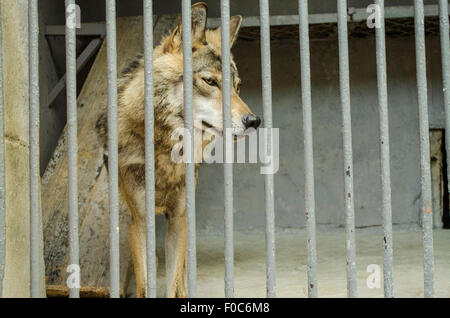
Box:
<box><xmin>191</xmin><ymin>2</ymin><xmax>208</xmax><ymax>44</ymax></box>
<box><xmin>163</xmin><ymin>3</ymin><xmax>207</xmax><ymax>53</ymax></box>
<box><xmin>230</xmin><ymin>15</ymin><xmax>243</xmax><ymax>47</ymax></box>
<box><xmin>163</xmin><ymin>24</ymin><xmax>182</xmax><ymax>53</ymax></box>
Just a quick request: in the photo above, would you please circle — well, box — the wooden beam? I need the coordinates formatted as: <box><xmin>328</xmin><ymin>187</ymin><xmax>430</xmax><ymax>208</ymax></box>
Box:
<box><xmin>45</xmin><ymin>23</ymin><xmax>106</xmax><ymax>36</ymax></box>
<box><xmin>47</xmin><ymin>38</ymin><xmax>103</xmax><ymax>108</ymax></box>
<box><xmin>46</xmin><ymin>285</ymin><xmax>124</xmax><ymax>298</ymax></box>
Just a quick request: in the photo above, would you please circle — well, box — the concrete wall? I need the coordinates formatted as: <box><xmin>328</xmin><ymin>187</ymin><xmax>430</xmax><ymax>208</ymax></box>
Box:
<box><xmin>1</xmin><ymin>0</ymin><xmax>45</xmax><ymax>297</ymax></box>
<box><xmin>37</xmin><ymin>1</ymin><xmax>448</xmax><ymax>234</ymax></box>
<box><xmin>194</xmin><ymin>35</ymin><xmax>445</xmax><ymax>233</ymax></box>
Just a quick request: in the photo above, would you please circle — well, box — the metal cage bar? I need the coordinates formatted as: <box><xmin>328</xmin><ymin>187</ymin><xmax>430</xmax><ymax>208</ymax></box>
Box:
<box><xmin>29</xmin><ymin>0</ymin><xmax>41</xmax><ymax>299</ymax></box>
<box><xmin>0</xmin><ymin>1</ymin><xmax>5</xmax><ymax>298</ymax></box>
<box><xmin>19</xmin><ymin>0</ymin><xmax>450</xmax><ymax>300</ymax></box>
<box><xmin>65</xmin><ymin>0</ymin><xmax>80</xmax><ymax>299</ymax></box>
<box><xmin>105</xmin><ymin>0</ymin><xmax>120</xmax><ymax>298</ymax></box>
<box><xmin>143</xmin><ymin>0</ymin><xmax>157</xmax><ymax>299</ymax></box>
<box><xmin>182</xmin><ymin>0</ymin><xmax>197</xmax><ymax>298</ymax></box>
<box><xmin>439</xmin><ymin>0</ymin><xmax>450</xmax><ymax>204</ymax></box>
<box><xmin>337</xmin><ymin>0</ymin><xmax>357</xmax><ymax>298</ymax></box>
<box><xmin>414</xmin><ymin>0</ymin><xmax>434</xmax><ymax>299</ymax></box>
<box><xmin>220</xmin><ymin>0</ymin><xmax>235</xmax><ymax>298</ymax></box>
<box><xmin>259</xmin><ymin>0</ymin><xmax>276</xmax><ymax>298</ymax></box>
<box><xmin>298</xmin><ymin>0</ymin><xmax>318</xmax><ymax>299</ymax></box>
<box><xmin>374</xmin><ymin>0</ymin><xmax>394</xmax><ymax>298</ymax></box>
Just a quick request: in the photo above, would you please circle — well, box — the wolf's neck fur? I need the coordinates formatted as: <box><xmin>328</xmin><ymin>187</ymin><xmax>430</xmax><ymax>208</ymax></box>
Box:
<box><xmin>117</xmin><ymin>54</ymin><xmax>209</xmax><ymax>165</ymax></box>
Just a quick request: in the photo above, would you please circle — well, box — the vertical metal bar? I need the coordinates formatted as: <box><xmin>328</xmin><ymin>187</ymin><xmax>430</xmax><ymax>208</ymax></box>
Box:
<box><xmin>143</xmin><ymin>0</ymin><xmax>157</xmax><ymax>299</ymax></box>
<box><xmin>259</xmin><ymin>0</ymin><xmax>276</xmax><ymax>298</ymax></box>
<box><xmin>182</xmin><ymin>0</ymin><xmax>197</xmax><ymax>298</ymax></box>
<box><xmin>220</xmin><ymin>0</ymin><xmax>234</xmax><ymax>298</ymax></box>
<box><xmin>298</xmin><ymin>0</ymin><xmax>318</xmax><ymax>298</ymax></box>
<box><xmin>414</xmin><ymin>0</ymin><xmax>434</xmax><ymax>298</ymax></box>
<box><xmin>374</xmin><ymin>0</ymin><xmax>394</xmax><ymax>298</ymax></box>
<box><xmin>439</xmin><ymin>0</ymin><xmax>450</xmax><ymax>209</ymax></box>
<box><xmin>337</xmin><ymin>0</ymin><xmax>357</xmax><ymax>298</ymax></box>
<box><xmin>105</xmin><ymin>0</ymin><xmax>120</xmax><ymax>298</ymax></box>
<box><xmin>0</xmin><ymin>1</ymin><xmax>5</xmax><ymax>298</ymax></box>
<box><xmin>65</xmin><ymin>0</ymin><xmax>80</xmax><ymax>298</ymax></box>
<box><xmin>29</xmin><ymin>0</ymin><xmax>41</xmax><ymax>299</ymax></box>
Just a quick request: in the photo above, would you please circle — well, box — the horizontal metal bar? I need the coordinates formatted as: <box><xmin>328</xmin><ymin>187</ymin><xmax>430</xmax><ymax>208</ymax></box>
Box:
<box><xmin>44</xmin><ymin>4</ymin><xmax>449</xmax><ymax>35</ymax></box>
<box><xmin>48</xmin><ymin>38</ymin><xmax>102</xmax><ymax>108</ymax></box>
<box><xmin>207</xmin><ymin>4</ymin><xmax>450</xmax><ymax>28</ymax></box>
<box><xmin>351</xmin><ymin>4</ymin><xmax>446</xmax><ymax>22</ymax></box>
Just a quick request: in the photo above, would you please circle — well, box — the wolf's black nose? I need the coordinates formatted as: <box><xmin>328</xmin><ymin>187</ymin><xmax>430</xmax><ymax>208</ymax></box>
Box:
<box><xmin>243</xmin><ymin>114</ymin><xmax>261</xmax><ymax>130</ymax></box>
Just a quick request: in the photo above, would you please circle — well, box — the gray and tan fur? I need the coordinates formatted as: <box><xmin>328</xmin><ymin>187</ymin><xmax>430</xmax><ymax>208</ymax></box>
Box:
<box><xmin>97</xmin><ymin>2</ymin><xmax>260</xmax><ymax>298</ymax></box>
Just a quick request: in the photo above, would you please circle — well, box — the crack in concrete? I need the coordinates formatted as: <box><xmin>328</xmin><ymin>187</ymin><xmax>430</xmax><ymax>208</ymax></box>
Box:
<box><xmin>4</xmin><ymin>134</ymin><xmax>29</xmax><ymax>149</ymax></box>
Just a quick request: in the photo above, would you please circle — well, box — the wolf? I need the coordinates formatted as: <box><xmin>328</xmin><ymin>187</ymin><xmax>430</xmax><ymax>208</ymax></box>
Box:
<box><xmin>97</xmin><ymin>2</ymin><xmax>260</xmax><ymax>298</ymax></box>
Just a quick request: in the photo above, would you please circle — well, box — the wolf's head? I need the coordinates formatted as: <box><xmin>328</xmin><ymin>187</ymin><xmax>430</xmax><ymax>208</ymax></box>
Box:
<box><xmin>155</xmin><ymin>2</ymin><xmax>260</xmax><ymax>137</ymax></box>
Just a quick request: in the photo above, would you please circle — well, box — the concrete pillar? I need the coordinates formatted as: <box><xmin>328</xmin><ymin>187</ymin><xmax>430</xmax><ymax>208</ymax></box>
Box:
<box><xmin>1</xmin><ymin>0</ymin><xmax>45</xmax><ymax>297</ymax></box>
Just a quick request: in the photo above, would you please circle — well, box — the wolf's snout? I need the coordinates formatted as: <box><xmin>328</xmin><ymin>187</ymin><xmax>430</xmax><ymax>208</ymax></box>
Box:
<box><xmin>242</xmin><ymin>114</ymin><xmax>261</xmax><ymax>130</ymax></box>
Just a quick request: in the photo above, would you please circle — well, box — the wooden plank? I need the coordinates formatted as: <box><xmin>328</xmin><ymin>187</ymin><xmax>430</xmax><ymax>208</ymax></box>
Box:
<box><xmin>45</xmin><ymin>23</ymin><xmax>106</xmax><ymax>36</ymax></box>
<box><xmin>47</xmin><ymin>38</ymin><xmax>103</xmax><ymax>108</ymax></box>
<box><xmin>46</xmin><ymin>285</ymin><xmax>119</xmax><ymax>298</ymax></box>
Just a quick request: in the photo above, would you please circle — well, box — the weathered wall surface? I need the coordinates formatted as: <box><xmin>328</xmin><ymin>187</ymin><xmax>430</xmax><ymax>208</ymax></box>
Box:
<box><xmin>37</xmin><ymin>1</ymin><xmax>448</xmax><ymax>236</ymax></box>
<box><xmin>1</xmin><ymin>0</ymin><xmax>45</xmax><ymax>297</ymax></box>
<box><xmin>193</xmin><ymin>35</ymin><xmax>445</xmax><ymax>232</ymax></box>
<box><xmin>1</xmin><ymin>0</ymin><xmax>31</xmax><ymax>297</ymax></box>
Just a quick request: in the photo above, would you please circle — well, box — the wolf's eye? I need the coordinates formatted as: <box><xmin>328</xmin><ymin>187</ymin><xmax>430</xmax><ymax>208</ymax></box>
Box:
<box><xmin>203</xmin><ymin>78</ymin><xmax>218</xmax><ymax>87</ymax></box>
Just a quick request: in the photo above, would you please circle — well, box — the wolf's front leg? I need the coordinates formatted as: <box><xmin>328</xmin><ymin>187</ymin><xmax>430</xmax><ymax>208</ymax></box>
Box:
<box><xmin>119</xmin><ymin>166</ymin><xmax>158</xmax><ymax>298</ymax></box>
<box><xmin>165</xmin><ymin>197</ymin><xmax>188</xmax><ymax>298</ymax></box>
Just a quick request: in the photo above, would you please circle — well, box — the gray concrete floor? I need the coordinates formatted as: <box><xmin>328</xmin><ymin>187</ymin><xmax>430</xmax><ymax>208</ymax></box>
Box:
<box><xmin>128</xmin><ymin>228</ymin><xmax>450</xmax><ymax>298</ymax></box>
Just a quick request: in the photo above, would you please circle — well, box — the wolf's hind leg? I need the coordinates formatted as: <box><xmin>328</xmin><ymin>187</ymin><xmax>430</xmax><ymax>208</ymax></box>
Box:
<box><xmin>165</xmin><ymin>192</ymin><xmax>188</xmax><ymax>298</ymax></box>
<box><xmin>130</xmin><ymin>215</ymin><xmax>148</xmax><ymax>297</ymax></box>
